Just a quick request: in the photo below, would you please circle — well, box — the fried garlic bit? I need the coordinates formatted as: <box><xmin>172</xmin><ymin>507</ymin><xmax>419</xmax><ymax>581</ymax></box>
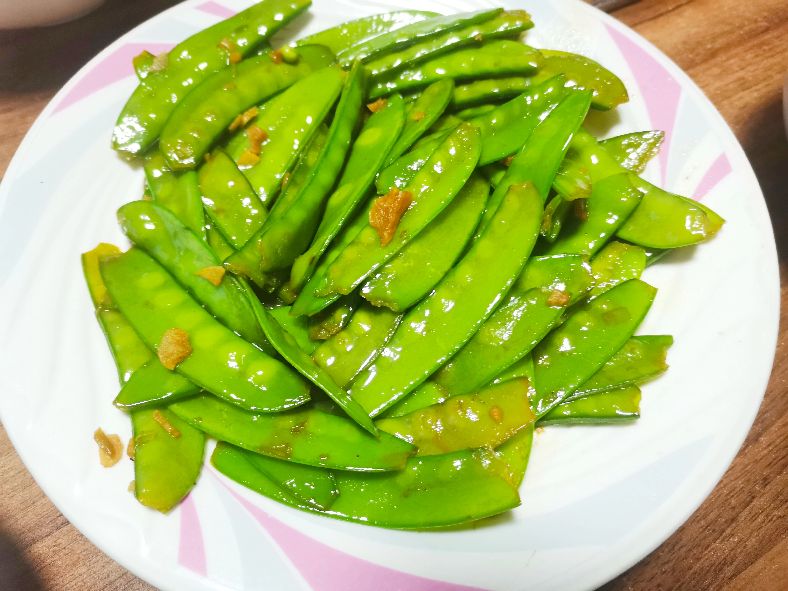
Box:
<box><xmin>366</xmin><ymin>98</ymin><xmax>388</xmax><ymax>113</ymax></box>
<box><xmin>369</xmin><ymin>188</ymin><xmax>413</xmax><ymax>246</ymax></box>
<box><xmin>196</xmin><ymin>265</ymin><xmax>226</xmax><ymax>286</ymax></box>
<box><xmin>153</xmin><ymin>410</ymin><xmax>181</xmax><ymax>439</ymax></box>
<box><xmin>228</xmin><ymin>106</ymin><xmax>259</xmax><ymax>132</ymax></box>
<box><xmin>94</xmin><ymin>428</ymin><xmax>123</xmax><ymax>468</ymax></box>
<box><xmin>127</xmin><ymin>436</ymin><xmax>136</xmax><ymax>460</ymax></box>
<box><xmin>238</xmin><ymin>124</ymin><xmax>269</xmax><ymax>166</ymax></box>
<box><xmin>157</xmin><ymin>327</ymin><xmax>192</xmax><ymax>370</ymax></box>
<box><xmin>410</xmin><ymin>110</ymin><xmax>426</xmax><ymax>122</ymax></box>
<box><xmin>546</xmin><ymin>289</ymin><xmax>571</xmax><ymax>308</ymax></box>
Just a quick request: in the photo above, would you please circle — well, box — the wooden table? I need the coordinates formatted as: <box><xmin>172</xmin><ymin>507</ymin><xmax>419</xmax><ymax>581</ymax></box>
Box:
<box><xmin>0</xmin><ymin>0</ymin><xmax>785</xmax><ymax>589</ymax></box>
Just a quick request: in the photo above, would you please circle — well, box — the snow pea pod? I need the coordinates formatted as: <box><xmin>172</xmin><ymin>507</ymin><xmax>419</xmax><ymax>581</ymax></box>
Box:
<box><xmin>600</xmin><ymin>130</ymin><xmax>664</xmax><ymax>174</ymax></box>
<box><xmin>540</xmin><ymin>194</ymin><xmax>571</xmax><ymax>242</ymax></box>
<box><xmin>495</xmin><ymin>424</ymin><xmax>533</xmax><ymax>488</ymax></box>
<box><xmin>375</xmin><ymin>130</ymin><xmax>449</xmax><ymax>193</ymax></box>
<box><xmin>224</xmin><ymin>64</ymin><xmax>364</xmax><ymax>286</ymax></box>
<box><xmin>101</xmin><ymin>249</ymin><xmax>309</xmax><ymax>413</ymax></box>
<box><xmin>198</xmin><ymin>149</ymin><xmax>267</xmax><ymax>249</ymax></box>
<box><xmin>369</xmin><ymin>41</ymin><xmax>542</xmax><ymax>99</ymax></box>
<box><xmin>377</xmin><ymin>379</ymin><xmax>534</xmax><ymax>456</ymax></box>
<box><xmin>144</xmin><ymin>151</ymin><xmax>204</xmax><ymax>236</ymax></box>
<box><xmin>451</xmin><ymin>77</ymin><xmax>531</xmax><ymax>109</ymax></box>
<box><xmin>268</xmin><ymin>306</ymin><xmax>316</xmax><ymax>354</ymax></box>
<box><xmin>206</xmin><ymin>224</ymin><xmax>235</xmax><ymax>259</ymax></box>
<box><xmin>365</xmin><ymin>10</ymin><xmax>533</xmax><ymax>78</ymax></box>
<box><xmin>114</xmin><ymin>359</ymin><xmax>197</xmax><ymax>410</ymax></box>
<box><xmin>350</xmin><ymin>182</ymin><xmax>542</xmax><ymax>417</ymax></box>
<box><xmin>381</xmin><ymin>382</ymin><xmax>449</xmax><ymax>419</ymax></box>
<box><xmin>538</xmin><ymin>385</ymin><xmax>641</xmax><ymax>426</ymax></box>
<box><xmin>588</xmin><ymin>241</ymin><xmax>647</xmax><ymax>299</ymax></box>
<box><xmin>308</xmin><ymin>294</ymin><xmax>360</xmax><ymax>341</ymax></box>
<box><xmin>133</xmin><ymin>50</ymin><xmax>155</xmax><ymax>81</ymax></box>
<box><xmin>113</xmin><ymin>0</ymin><xmax>311</xmax><ymax>155</ymax></box>
<box><xmin>531</xmin><ymin>279</ymin><xmax>657</xmax><ymax>416</ymax></box>
<box><xmin>361</xmin><ymin>174</ymin><xmax>488</xmax><ymax>312</ymax></box>
<box><xmin>170</xmin><ymin>394</ymin><xmax>413</xmax><ymax>471</ymax></box>
<box><xmin>337</xmin><ymin>8</ymin><xmax>501</xmax><ymax>65</ymax></box>
<box><xmin>455</xmin><ymin>104</ymin><xmax>497</xmax><ymax>119</ymax></box>
<box><xmin>160</xmin><ymin>46</ymin><xmax>336</xmax><ymax>170</ymax></box>
<box><xmin>284</xmin><ymin>96</ymin><xmax>407</xmax><ymax>297</ymax></box>
<box><xmin>492</xmin><ymin>354</ymin><xmax>534</xmax><ymax>387</ymax></box>
<box><xmin>434</xmin><ymin>254</ymin><xmax>593</xmax><ymax>397</ymax></box>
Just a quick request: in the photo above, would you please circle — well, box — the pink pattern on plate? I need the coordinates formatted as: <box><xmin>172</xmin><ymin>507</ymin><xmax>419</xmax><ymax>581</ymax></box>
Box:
<box><xmin>178</xmin><ymin>493</ymin><xmax>207</xmax><ymax>576</ymax></box>
<box><xmin>197</xmin><ymin>1</ymin><xmax>237</xmax><ymax>18</ymax></box>
<box><xmin>219</xmin><ymin>479</ymin><xmax>488</xmax><ymax>591</ymax></box>
<box><xmin>693</xmin><ymin>153</ymin><xmax>732</xmax><ymax>201</ymax></box>
<box><xmin>606</xmin><ymin>24</ymin><xmax>682</xmax><ymax>185</ymax></box>
<box><xmin>53</xmin><ymin>42</ymin><xmax>173</xmax><ymax>113</ymax></box>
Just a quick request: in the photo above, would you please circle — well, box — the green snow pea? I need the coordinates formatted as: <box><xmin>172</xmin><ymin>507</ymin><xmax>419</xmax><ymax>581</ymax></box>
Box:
<box><xmin>451</xmin><ymin>77</ymin><xmax>531</xmax><ymax>109</ymax></box>
<box><xmin>375</xmin><ymin>129</ymin><xmax>450</xmax><ymax>193</ymax></box>
<box><xmin>434</xmin><ymin>254</ymin><xmax>593</xmax><ymax>397</ymax></box>
<box><xmin>540</xmin><ymin>195</ymin><xmax>572</xmax><ymax>242</ymax></box>
<box><xmin>369</xmin><ymin>41</ymin><xmax>542</xmax><ymax>99</ymax></box>
<box><xmin>383</xmin><ymin>79</ymin><xmax>454</xmax><ymax>166</ymax></box>
<box><xmin>131</xmin><ymin>408</ymin><xmax>205</xmax><ymax>512</ymax></box>
<box><xmin>213</xmin><ymin>442</ymin><xmax>520</xmax><ymax>528</ymax></box>
<box><xmin>365</xmin><ymin>10</ymin><xmax>533</xmax><ymax>78</ymax></box>
<box><xmin>296</xmin><ymin>11</ymin><xmax>437</xmax><ymax>55</ymax></box>
<box><xmin>350</xmin><ymin>182</ymin><xmax>542</xmax><ymax>417</ymax></box>
<box><xmin>132</xmin><ymin>50</ymin><xmax>155</xmax><ymax>81</ymax></box>
<box><xmin>600</xmin><ymin>130</ymin><xmax>665</xmax><ymax>174</ymax></box>
<box><xmin>644</xmin><ymin>248</ymin><xmax>670</xmax><ymax>266</ymax></box>
<box><xmin>313</xmin><ymin>304</ymin><xmax>401</xmax><ymax>387</ymax></box>
<box><xmin>455</xmin><ymin>104</ymin><xmax>497</xmax><ymax>119</ymax></box>
<box><xmin>114</xmin><ymin>359</ymin><xmax>197</xmax><ymax>410</ymax></box>
<box><xmin>337</xmin><ymin>8</ymin><xmax>501</xmax><ymax>65</ymax></box>
<box><xmin>144</xmin><ymin>151</ymin><xmax>204</xmax><ymax>236</ymax></box>
<box><xmin>268</xmin><ymin>306</ymin><xmax>317</xmax><ymax>354</ymax></box>
<box><xmin>492</xmin><ymin>354</ymin><xmax>534</xmax><ymax>387</ymax></box>
<box><xmin>377</xmin><ymin>379</ymin><xmax>535</xmax><ymax>456</ymax></box>
<box><xmin>113</xmin><ymin>0</ymin><xmax>311</xmax><ymax>155</ymax></box>
<box><xmin>284</xmin><ymin>95</ymin><xmax>407</xmax><ymax>297</ymax></box>
<box><xmin>544</xmin><ymin>173</ymin><xmax>642</xmax><ymax>257</ymax></box>
<box><xmin>552</xmin><ymin>165</ymin><xmax>591</xmax><ymax>202</ymax></box>
<box><xmin>198</xmin><ymin>149</ymin><xmax>267</xmax><ymax>249</ymax></box>
<box><xmin>170</xmin><ymin>394</ymin><xmax>413</xmax><ymax>471</ymax></box>
<box><xmin>308</xmin><ymin>294</ymin><xmax>361</xmax><ymax>341</ymax></box>
<box><xmin>101</xmin><ymin>249</ymin><xmax>309</xmax><ymax>413</ymax></box>
<box><xmin>206</xmin><ymin>224</ymin><xmax>235</xmax><ymax>259</ymax></box>
<box><xmin>160</xmin><ymin>46</ymin><xmax>335</xmax><ymax>170</ymax></box>
<box><xmin>588</xmin><ymin>241</ymin><xmax>647</xmax><ymax>298</ymax></box>
<box><xmin>361</xmin><ymin>174</ymin><xmax>489</xmax><ymax>312</ymax></box>
<box><xmin>531</xmin><ymin>279</ymin><xmax>657</xmax><ymax>416</ymax></box>
<box><xmin>538</xmin><ymin>385</ymin><xmax>641</xmax><ymax>426</ymax></box>
<box><xmin>223</xmin><ymin>63</ymin><xmax>364</xmax><ymax>286</ymax></box>
<box><xmin>495</xmin><ymin>425</ymin><xmax>534</xmax><ymax>488</ymax></box>
<box><xmin>381</xmin><ymin>382</ymin><xmax>449</xmax><ymax>419</ymax></box>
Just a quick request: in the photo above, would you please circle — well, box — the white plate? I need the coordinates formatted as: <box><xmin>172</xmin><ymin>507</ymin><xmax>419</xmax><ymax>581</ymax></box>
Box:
<box><xmin>0</xmin><ymin>1</ymin><xmax>779</xmax><ymax>590</ymax></box>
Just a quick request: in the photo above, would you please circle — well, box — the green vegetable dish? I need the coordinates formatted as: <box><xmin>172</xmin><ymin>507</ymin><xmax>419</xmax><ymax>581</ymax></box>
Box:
<box><xmin>86</xmin><ymin>0</ymin><xmax>723</xmax><ymax>528</ymax></box>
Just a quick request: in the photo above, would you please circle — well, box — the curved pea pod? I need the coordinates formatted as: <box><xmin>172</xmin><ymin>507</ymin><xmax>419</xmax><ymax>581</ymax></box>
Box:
<box><xmin>101</xmin><ymin>249</ymin><xmax>310</xmax><ymax>413</ymax></box>
<box><xmin>144</xmin><ymin>151</ymin><xmax>205</xmax><ymax>236</ymax></box>
<box><xmin>553</xmin><ymin>165</ymin><xmax>591</xmax><ymax>202</ymax></box>
<box><xmin>337</xmin><ymin>8</ymin><xmax>501</xmax><ymax>64</ymax></box>
<box><xmin>170</xmin><ymin>394</ymin><xmax>413</xmax><ymax>471</ymax></box>
<box><xmin>361</xmin><ymin>174</ymin><xmax>489</xmax><ymax>312</ymax></box>
<box><xmin>223</xmin><ymin>64</ymin><xmax>364</xmax><ymax>286</ymax></box>
<box><xmin>117</xmin><ymin>201</ymin><xmax>269</xmax><ymax>350</ymax></box>
<box><xmin>114</xmin><ymin>359</ymin><xmax>197</xmax><ymax>410</ymax></box>
<box><xmin>284</xmin><ymin>96</ymin><xmax>407</xmax><ymax>297</ymax></box>
<box><xmin>377</xmin><ymin>379</ymin><xmax>534</xmax><ymax>456</ymax></box>
<box><xmin>313</xmin><ymin>304</ymin><xmax>401</xmax><ymax>387</ymax></box>
<box><xmin>198</xmin><ymin>150</ymin><xmax>267</xmax><ymax>249</ymax></box>
<box><xmin>375</xmin><ymin>130</ymin><xmax>449</xmax><ymax>193</ymax></box>
<box><xmin>267</xmin><ymin>305</ymin><xmax>316</xmax><ymax>354</ymax></box>
<box><xmin>540</xmin><ymin>195</ymin><xmax>571</xmax><ymax>242</ymax></box>
<box><xmin>451</xmin><ymin>77</ymin><xmax>531</xmax><ymax>109</ymax></box>
<box><xmin>600</xmin><ymin>130</ymin><xmax>664</xmax><ymax>173</ymax></box>
<box><xmin>113</xmin><ymin>0</ymin><xmax>311</xmax><ymax>155</ymax></box>
<box><xmin>434</xmin><ymin>255</ymin><xmax>593</xmax><ymax>397</ymax></box>
<box><xmin>570</xmin><ymin>335</ymin><xmax>673</xmax><ymax>399</ymax></box>
<box><xmin>532</xmin><ymin>279</ymin><xmax>657</xmax><ymax>416</ymax></box>
<box><xmin>131</xmin><ymin>409</ymin><xmax>205</xmax><ymax>513</ymax></box>
<box><xmin>495</xmin><ymin>424</ymin><xmax>534</xmax><ymax>488</ymax></box>
<box><xmin>538</xmin><ymin>385</ymin><xmax>641</xmax><ymax>426</ymax></box>
<box><xmin>365</xmin><ymin>10</ymin><xmax>533</xmax><ymax>78</ymax></box>
<box><xmin>159</xmin><ymin>46</ymin><xmax>335</xmax><ymax>170</ymax></box>
<box><xmin>308</xmin><ymin>294</ymin><xmax>360</xmax><ymax>341</ymax></box>
<box><xmin>381</xmin><ymin>382</ymin><xmax>449</xmax><ymax>419</ymax></box>
<box><xmin>369</xmin><ymin>41</ymin><xmax>542</xmax><ymax>99</ymax></box>
<box><xmin>296</xmin><ymin>11</ymin><xmax>438</xmax><ymax>55</ymax></box>
<box><xmin>350</xmin><ymin>182</ymin><xmax>542</xmax><ymax>417</ymax></box>
<box><xmin>589</xmin><ymin>241</ymin><xmax>647</xmax><ymax>298</ymax></box>
<box><xmin>383</xmin><ymin>79</ymin><xmax>454</xmax><ymax>166</ymax></box>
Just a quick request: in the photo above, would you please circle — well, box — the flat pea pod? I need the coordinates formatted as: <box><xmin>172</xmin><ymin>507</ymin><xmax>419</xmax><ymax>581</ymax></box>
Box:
<box><xmin>570</xmin><ymin>335</ymin><xmax>672</xmax><ymax>399</ymax></box>
<box><xmin>451</xmin><ymin>77</ymin><xmax>531</xmax><ymax>109</ymax></box>
<box><xmin>588</xmin><ymin>241</ymin><xmax>647</xmax><ymax>298</ymax></box>
<box><xmin>117</xmin><ymin>201</ymin><xmax>269</xmax><ymax>350</ymax></box>
<box><xmin>493</xmin><ymin>353</ymin><xmax>534</xmax><ymax>386</ymax></box>
<box><xmin>283</xmin><ymin>95</ymin><xmax>407</xmax><ymax>298</ymax></box>
<box><xmin>377</xmin><ymin>379</ymin><xmax>534</xmax><ymax>456</ymax></box>
<box><xmin>213</xmin><ymin>442</ymin><xmax>519</xmax><ymax>529</ymax></box>
<box><xmin>381</xmin><ymin>382</ymin><xmax>449</xmax><ymax>419</ymax></box>
<box><xmin>101</xmin><ymin>249</ymin><xmax>309</xmax><ymax>413</ymax></box>
<box><xmin>308</xmin><ymin>294</ymin><xmax>361</xmax><ymax>341</ymax></box>
<box><xmin>532</xmin><ymin>279</ymin><xmax>657</xmax><ymax>416</ymax></box>
<box><xmin>383</xmin><ymin>79</ymin><xmax>454</xmax><ymax>166</ymax></box>
<box><xmin>538</xmin><ymin>385</ymin><xmax>641</xmax><ymax>426</ymax></box>
<box><xmin>242</xmin><ymin>285</ymin><xmax>378</xmax><ymax>435</ymax></box>
<box><xmin>494</xmin><ymin>424</ymin><xmax>534</xmax><ymax>487</ymax></box>
<box><xmin>114</xmin><ymin>359</ymin><xmax>197</xmax><ymax>410</ymax></box>
<box><xmin>170</xmin><ymin>394</ymin><xmax>413</xmax><ymax>471</ymax></box>
<box><xmin>144</xmin><ymin>151</ymin><xmax>205</xmax><ymax>236</ymax></box>
<box><xmin>336</xmin><ymin>8</ymin><xmax>501</xmax><ymax>65</ymax></box>
<box><xmin>313</xmin><ymin>304</ymin><xmax>401</xmax><ymax>387</ymax></box>
<box><xmin>206</xmin><ymin>224</ymin><xmax>235</xmax><ymax>259</ymax></box>
<box><xmin>198</xmin><ymin>149</ymin><xmax>267</xmax><ymax>249</ymax></box>
<box><xmin>369</xmin><ymin>41</ymin><xmax>542</xmax><ymax>99</ymax></box>
<box><xmin>113</xmin><ymin>0</ymin><xmax>310</xmax><ymax>155</ymax></box>
<box><xmin>268</xmin><ymin>306</ymin><xmax>316</xmax><ymax>354</ymax></box>
<box><xmin>434</xmin><ymin>254</ymin><xmax>593</xmax><ymax>397</ymax></box>
<box><xmin>375</xmin><ymin>130</ymin><xmax>449</xmax><ymax>193</ymax></box>
<box><xmin>159</xmin><ymin>46</ymin><xmax>335</xmax><ymax>170</ymax></box>
<box><xmin>350</xmin><ymin>182</ymin><xmax>542</xmax><ymax>417</ymax></box>
<box><xmin>224</xmin><ymin>64</ymin><xmax>364</xmax><ymax>286</ymax></box>
<box><xmin>544</xmin><ymin>173</ymin><xmax>642</xmax><ymax>257</ymax></box>
<box><xmin>455</xmin><ymin>104</ymin><xmax>497</xmax><ymax>119</ymax></box>
<box><xmin>131</xmin><ymin>409</ymin><xmax>205</xmax><ymax>513</ymax></box>
<box><xmin>365</xmin><ymin>10</ymin><xmax>533</xmax><ymax>78</ymax></box>
<box><xmin>361</xmin><ymin>174</ymin><xmax>489</xmax><ymax>312</ymax></box>
<box><xmin>600</xmin><ymin>130</ymin><xmax>664</xmax><ymax>174</ymax></box>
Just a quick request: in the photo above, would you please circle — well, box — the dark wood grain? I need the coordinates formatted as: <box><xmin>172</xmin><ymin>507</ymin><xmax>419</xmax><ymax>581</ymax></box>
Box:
<box><xmin>0</xmin><ymin>0</ymin><xmax>786</xmax><ymax>589</ymax></box>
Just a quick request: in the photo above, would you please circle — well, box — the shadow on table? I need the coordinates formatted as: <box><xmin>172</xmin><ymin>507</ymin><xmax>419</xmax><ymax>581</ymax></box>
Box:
<box><xmin>0</xmin><ymin>527</ymin><xmax>43</xmax><ymax>590</ymax></box>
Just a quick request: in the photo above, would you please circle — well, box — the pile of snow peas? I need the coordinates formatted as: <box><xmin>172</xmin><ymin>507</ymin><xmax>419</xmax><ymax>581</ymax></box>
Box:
<box><xmin>84</xmin><ymin>1</ymin><xmax>723</xmax><ymax>527</ymax></box>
